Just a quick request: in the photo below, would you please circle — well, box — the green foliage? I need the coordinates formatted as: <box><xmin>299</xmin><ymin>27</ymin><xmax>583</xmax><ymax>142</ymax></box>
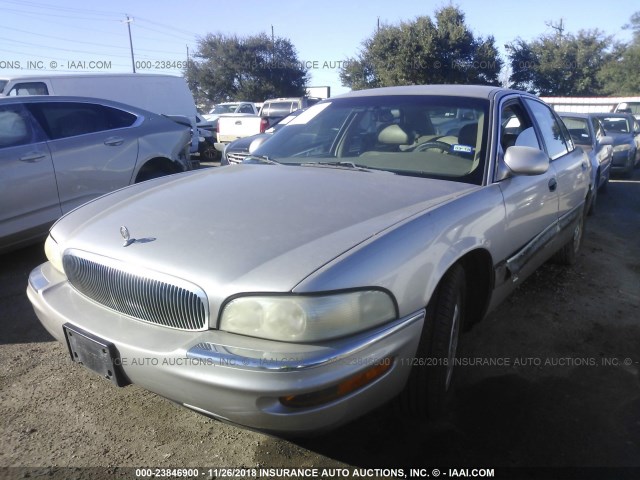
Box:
<box><xmin>507</xmin><ymin>12</ymin><xmax>640</xmax><ymax>96</ymax></box>
<box><xmin>598</xmin><ymin>12</ymin><xmax>640</xmax><ymax>95</ymax></box>
<box><xmin>186</xmin><ymin>33</ymin><xmax>308</xmax><ymax>105</ymax></box>
<box><xmin>506</xmin><ymin>29</ymin><xmax>613</xmax><ymax>95</ymax></box>
<box><xmin>339</xmin><ymin>6</ymin><xmax>502</xmax><ymax>90</ymax></box>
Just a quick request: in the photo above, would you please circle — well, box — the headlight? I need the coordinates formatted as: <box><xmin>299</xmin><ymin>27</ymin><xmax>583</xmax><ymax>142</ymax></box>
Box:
<box><xmin>44</xmin><ymin>235</ymin><xmax>64</xmax><ymax>273</ymax></box>
<box><xmin>613</xmin><ymin>144</ymin><xmax>631</xmax><ymax>152</ymax></box>
<box><xmin>220</xmin><ymin>290</ymin><xmax>396</xmax><ymax>342</ymax></box>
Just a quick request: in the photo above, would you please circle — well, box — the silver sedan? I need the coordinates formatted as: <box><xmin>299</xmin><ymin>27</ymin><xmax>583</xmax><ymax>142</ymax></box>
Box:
<box><xmin>0</xmin><ymin>96</ymin><xmax>193</xmax><ymax>254</ymax></box>
<box><xmin>28</xmin><ymin>85</ymin><xmax>590</xmax><ymax>434</ymax></box>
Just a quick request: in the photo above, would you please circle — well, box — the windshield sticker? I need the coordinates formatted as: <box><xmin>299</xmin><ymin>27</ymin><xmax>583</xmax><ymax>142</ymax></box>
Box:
<box><xmin>452</xmin><ymin>144</ymin><xmax>474</xmax><ymax>153</ymax></box>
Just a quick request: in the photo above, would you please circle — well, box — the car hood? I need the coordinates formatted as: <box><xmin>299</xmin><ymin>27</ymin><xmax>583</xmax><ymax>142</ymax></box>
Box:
<box><xmin>607</xmin><ymin>132</ymin><xmax>634</xmax><ymax>145</ymax></box>
<box><xmin>51</xmin><ymin>165</ymin><xmax>477</xmax><ymax>302</ymax></box>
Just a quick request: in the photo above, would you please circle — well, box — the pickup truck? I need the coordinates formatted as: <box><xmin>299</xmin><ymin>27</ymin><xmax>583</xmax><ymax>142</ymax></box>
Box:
<box><xmin>202</xmin><ymin>102</ymin><xmax>258</xmax><ymax>122</ymax></box>
<box><xmin>614</xmin><ymin>101</ymin><xmax>640</xmax><ymax>121</ymax></box>
<box><xmin>214</xmin><ymin>97</ymin><xmax>321</xmax><ymax>151</ymax></box>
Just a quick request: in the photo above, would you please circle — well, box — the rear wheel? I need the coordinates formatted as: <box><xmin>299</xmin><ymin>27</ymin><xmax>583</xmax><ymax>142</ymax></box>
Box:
<box><xmin>399</xmin><ymin>264</ymin><xmax>466</xmax><ymax>419</ymax></box>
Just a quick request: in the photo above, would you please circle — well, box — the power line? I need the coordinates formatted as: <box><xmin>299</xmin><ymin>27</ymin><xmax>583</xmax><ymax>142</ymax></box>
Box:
<box><xmin>0</xmin><ymin>0</ymin><xmax>121</xmax><ymax>19</ymax></box>
<box><xmin>135</xmin><ymin>23</ymin><xmax>195</xmax><ymax>42</ymax></box>
<box><xmin>0</xmin><ymin>24</ymin><xmax>193</xmax><ymax>56</ymax></box>
<box><xmin>0</xmin><ymin>37</ymin><xmax>135</xmax><ymax>58</ymax></box>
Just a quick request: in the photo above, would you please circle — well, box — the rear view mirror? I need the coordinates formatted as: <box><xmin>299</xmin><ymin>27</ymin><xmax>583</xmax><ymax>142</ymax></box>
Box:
<box><xmin>504</xmin><ymin>146</ymin><xmax>549</xmax><ymax>176</ymax></box>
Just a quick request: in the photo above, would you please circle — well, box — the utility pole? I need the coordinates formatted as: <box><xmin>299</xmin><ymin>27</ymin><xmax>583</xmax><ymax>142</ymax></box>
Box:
<box><xmin>186</xmin><ymin>45</ymin><xmax>189</xmax><ymax>77</ymax></box>
<box><xmin>124</xmin><ymin>15</ymin><xmax>136</xmax><ymax>73</ymax></box>
<box><xmin>546</xmin><ymin>18</ymin><xmax>565</xmax><ymax>41</ymax></box>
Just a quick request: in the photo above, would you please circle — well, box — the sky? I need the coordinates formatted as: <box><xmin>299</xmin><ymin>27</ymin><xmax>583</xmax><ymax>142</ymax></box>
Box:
<box><xmin>0</xmin><ymin>0</ymin><xmax>635</xmax><ymax>98</ymax></box>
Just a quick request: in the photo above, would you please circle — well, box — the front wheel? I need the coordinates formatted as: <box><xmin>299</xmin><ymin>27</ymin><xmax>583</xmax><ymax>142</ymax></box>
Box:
<box><xmin>399</xmin><ymin>264</ymin><xmax>466</xmax><ymax>419</ymax></box>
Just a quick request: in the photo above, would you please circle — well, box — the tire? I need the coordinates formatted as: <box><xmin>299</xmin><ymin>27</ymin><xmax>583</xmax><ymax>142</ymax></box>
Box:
<box><xmin>624</xmin><ymin>154</ymin><xmax>634</xmax><ymax>178</ymax></box>
<box><xmin>399</xmin><ymin>264</ymin><xmax>466</xmax><ymax>419</ymax></box>
<box><xmin>554</xmin><ymin>206</ymin><xmax>585</xmax><ymax>265</ymax></box>
<box><xmin>199</xmin><ymin>142</ymin><xmax>220</xmax><ymax>162</ymax></box>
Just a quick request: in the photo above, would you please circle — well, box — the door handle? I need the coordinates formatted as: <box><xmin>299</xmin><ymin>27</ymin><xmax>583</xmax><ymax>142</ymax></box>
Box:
<box><xmin>548</xmin><ymin>178</ymin><xmax>557</xmax><ymax>192</ymax></box>
<box><xmin>104</xmin><ymin>137</ymin><xmax>124</xmax><ymax>146</ymax></box>
<box><xmin>234</xmin><ymin>120</ymin><xmax>242</xmax><ymax>125</ymax></box>
<box><xmin>19</xmin><ymin>152</ymin><xmax>46</xmax><ymax>163</ymax></box>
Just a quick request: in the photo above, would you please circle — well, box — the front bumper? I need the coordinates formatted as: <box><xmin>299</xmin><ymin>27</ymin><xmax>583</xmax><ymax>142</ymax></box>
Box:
<box><xmin>27</xmin><ymin>262</ymin><xmax>424</xmax><ymax>434</ymax></box>
<box><xmin>610</xmin><ymin>150</ymin><xmax>633</xmax><ymax>171</ymax></box>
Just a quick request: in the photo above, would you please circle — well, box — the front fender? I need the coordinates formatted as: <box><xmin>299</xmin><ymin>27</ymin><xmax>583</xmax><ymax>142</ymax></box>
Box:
<box><xmin>293</xmin><ymin>185</ymin><xmax>507</xmax><ymax>318</ymax></box>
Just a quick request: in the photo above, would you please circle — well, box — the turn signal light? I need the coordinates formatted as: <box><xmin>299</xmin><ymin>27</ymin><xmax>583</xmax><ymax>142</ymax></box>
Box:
<box><xmin>279</xmin><ymin>358</ymin><xmax>393</xmax><ymax>408</ymax></box>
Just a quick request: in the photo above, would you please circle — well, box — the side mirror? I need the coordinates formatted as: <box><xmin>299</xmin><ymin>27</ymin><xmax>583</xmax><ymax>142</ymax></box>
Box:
<box><xmin>503</xmin><ymin>146</ymin><xmax>549</xmax><ymax>176</ymax></box>
<box><xmin>599</xmin><ymin>136</ymin><xmax>613</xmax><ymax>147</ymax></box>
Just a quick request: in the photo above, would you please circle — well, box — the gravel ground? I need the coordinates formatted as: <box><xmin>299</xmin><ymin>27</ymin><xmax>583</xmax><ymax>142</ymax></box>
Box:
<box><xmin>1</xmin><ymin>170</ymin><xmax>638</xmax><ymax>479</ymax></box>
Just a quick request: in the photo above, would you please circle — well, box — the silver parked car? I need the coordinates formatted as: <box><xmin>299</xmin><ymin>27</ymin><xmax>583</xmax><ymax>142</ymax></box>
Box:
<box><xmin>28</xmin><ymin>85</ymin><xmax>590</xmax><ymax>434</ymax></box>
<box><xmin>560</xmin><ymin>113</ymin><xmax>613</xmax><ymax>215</ymax></box>
<box><xmin>0</xmin><ymin>96</ymin><xmax>193</xmax><ymax>253</ymax></box>
<box><xmin>593</xmin><ymin>113</ymin><xmax>640</xmax><ymax>177</ymax></box>
<box><xmin>221</xmin><ymin>109</ymin><xmax>304</xmax><ymax>165</ymax></box>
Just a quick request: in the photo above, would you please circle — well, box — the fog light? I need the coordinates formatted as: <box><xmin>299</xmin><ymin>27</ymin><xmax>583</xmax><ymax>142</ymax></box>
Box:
<box><xmin>279</xmin><ymin>358</ymin><xmax>393</xmax><ymax>408</ymax></box>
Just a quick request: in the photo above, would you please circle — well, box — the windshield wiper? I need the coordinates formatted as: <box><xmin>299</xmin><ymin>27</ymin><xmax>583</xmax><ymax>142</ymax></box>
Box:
<box><xmin>300</xmin><ymin>161</ymin><xmax>390</xmax><ymax>173</ymax></box>
<box><xmin>244</xmin><ymin>154</ymin><xmax>280</xmax><ymax>165</ymax></box>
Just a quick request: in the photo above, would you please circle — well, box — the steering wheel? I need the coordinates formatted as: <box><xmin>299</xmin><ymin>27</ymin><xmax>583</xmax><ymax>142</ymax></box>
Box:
<box><xmin>412</xmin><ymin>140</ymin><xmax>451</xmax><ymax>153</ymax></box>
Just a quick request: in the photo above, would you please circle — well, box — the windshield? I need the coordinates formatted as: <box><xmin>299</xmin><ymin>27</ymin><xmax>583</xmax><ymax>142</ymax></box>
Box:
<box><xmin>209</xmin><ymin>103</ymin><xmax>240</xmax><ymax>114</ymax></box>
<box><xmin>562</xmin><ymin>117</ymin><xmax>591</xmax><ymax>146</ymax></box>
<box><xmin>0</xmin><ymin>80</ymin><xmax>6</xmax><ymax>95</ymax></box>
<box><xmin>597</xmin><ymin>116</ymin><xmax>632</xmax><ymax>134</ymax></box>
<box><xmin>252</xmin><ymin>95</ymin><xmax>489</xmax><ymax>184</ymax></box>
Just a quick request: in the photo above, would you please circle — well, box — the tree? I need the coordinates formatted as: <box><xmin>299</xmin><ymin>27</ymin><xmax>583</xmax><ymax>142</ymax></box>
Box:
<box><xmin>186</xmin><ymin>33</ymin><xmax>309</xmax><ymax>105</ymax></box>
<box><xmin>598</xmin><ymin>11</ymin><xmax>640</xmax><ymax>95</ymax></box>
<box><xmin>339</xmin><ymin>6</ymin><xmax>502</xmax><ymax>90</ymax></box>
<box><xmin>506</xmin><ymin>26</ymin><xmax>613</xmax><ymax>95</ymax></box>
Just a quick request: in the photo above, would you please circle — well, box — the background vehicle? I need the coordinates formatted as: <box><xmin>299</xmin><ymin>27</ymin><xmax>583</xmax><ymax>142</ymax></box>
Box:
<box><xmin>593</xmin><ymin>113</ymin><xmax>640</xmax><ymax>177</ymax></box>
<box><xmin>28</xmin><ymin>85</ymin><xmax>591</xmax><ymax>434</ymax></box>
<box><xmin>0</xmin><ymin>95</ymin><xmax>192</xmax><ymax>253</ymax></box>
<box><xmin>221</xmin><ymin>109</ymin><xmax>303</xmax><ymax>165</ymax></box>
<box><xmin>215</xmin><ymin>97</ymin><xmax>320</xmax><ymax>151</ymax></box>
<box><xmin>614</xmin><ymin>101</ymin><xmax>640</xmax><ymax>121</ymax></box>
<box><xmin>560</xmin><ymin>113</ymin><xmax>613</xmax><ymax>215</ymax></box>
<box><xmin>195</xmin><ymin>114</ymin><xmax>218</xmax><ymax>161</ymax></box>
<box><xmin>201</xmin><ymin>102</ymin><xmax>258</xmax><ymax>123</ymax></box>
<box><xmin>0</xmin><ymin>74</ymin><xmax>200</xmax><ymax>153</ymax></box>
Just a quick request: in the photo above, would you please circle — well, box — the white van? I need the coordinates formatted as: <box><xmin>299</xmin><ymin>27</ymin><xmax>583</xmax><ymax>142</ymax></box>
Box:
<box><xmin>0</xmin><ymin>74</ymin><xmax>199</xmax><ymax>151</ymax></box>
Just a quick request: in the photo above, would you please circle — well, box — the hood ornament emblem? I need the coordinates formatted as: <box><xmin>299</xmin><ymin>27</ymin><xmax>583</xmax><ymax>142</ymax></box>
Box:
<box><xmin>120</xmin><ymin>225</ymin><xmax>135</xmax><ymax>247</ymax></box>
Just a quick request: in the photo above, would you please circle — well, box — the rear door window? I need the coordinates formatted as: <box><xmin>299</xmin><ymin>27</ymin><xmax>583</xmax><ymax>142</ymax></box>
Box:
<box><xmin>27</xmin><ymin>102</ymin><xmax>137</xmax><ymax>140</ymax></box>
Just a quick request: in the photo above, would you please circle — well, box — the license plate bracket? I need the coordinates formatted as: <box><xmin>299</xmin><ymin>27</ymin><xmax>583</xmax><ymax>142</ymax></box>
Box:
<box><xmin>63</xmin><ymin>323</ymin><xmax>129</xmax><ymax>387</ymax></box>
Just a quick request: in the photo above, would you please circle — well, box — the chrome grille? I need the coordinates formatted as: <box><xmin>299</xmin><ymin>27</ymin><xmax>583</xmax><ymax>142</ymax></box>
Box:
<box><xmin>226</xmin><ymin>151</ymin><xmax>249</xmax><ymax>164</ymax></box>
<box><xmin>63</xmin><ymin>250</ymin><xmax>208</xmax><ymax>331</ymax></box>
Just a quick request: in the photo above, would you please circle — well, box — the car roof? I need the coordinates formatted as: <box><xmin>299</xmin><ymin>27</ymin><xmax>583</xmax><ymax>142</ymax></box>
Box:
<box><xmin>558</xmin><ymin>112</ymin><xmax>590</xmax><ymax>118</ymax></box>
<box><xmin>592</xmin><ymin>112</ymin><xmax>632</xmax><ymax>118</ymax></box>
<box><xmin>0</xmin><ymin>95</ymin><xmax>150</xmax><ymax>115</ymax></box>
<box><xmin>334</xmin><ymin>84</ymin><xmax>528</xmax><ymax>101</ymax></box>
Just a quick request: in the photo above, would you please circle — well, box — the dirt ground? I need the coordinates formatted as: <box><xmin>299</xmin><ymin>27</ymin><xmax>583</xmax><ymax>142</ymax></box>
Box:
<box><xmin>1</xmin><ymin>170</ymin><xmax>638</xmax><ymax>479</ymax></box>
